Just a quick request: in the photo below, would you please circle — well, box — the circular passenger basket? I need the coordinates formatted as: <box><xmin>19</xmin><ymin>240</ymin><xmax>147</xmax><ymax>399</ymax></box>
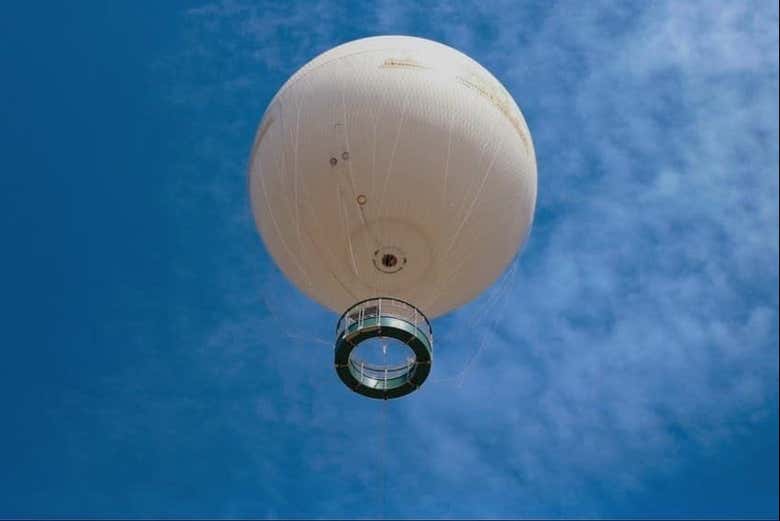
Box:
<box><xmin>334</xmin><ymin>298</ymin><xmax>433</xmax><ymax>399</ymax></box>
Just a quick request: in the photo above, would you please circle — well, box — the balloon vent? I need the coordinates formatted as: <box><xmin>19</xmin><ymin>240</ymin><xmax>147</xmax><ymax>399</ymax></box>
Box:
<box><xmin>372</xmin><ymin>247</ymin><xmax>407</xmax><ymax>274</ymax></box>
<box><xmin>334</xmin><ymin>297</ymin><xmax>433</xmax><ymax>399</ymax></box>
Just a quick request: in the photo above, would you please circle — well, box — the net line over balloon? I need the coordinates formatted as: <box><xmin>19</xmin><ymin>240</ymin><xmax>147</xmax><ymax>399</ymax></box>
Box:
<box><xmin>249</xmin><ymin>36</ymin><xmax>537</xmax><ymax>399</ymax></box>
<box><xmin>261</xmin><ymin>253</ymin><xmax>522</xmax><ymax>390</ymax></box>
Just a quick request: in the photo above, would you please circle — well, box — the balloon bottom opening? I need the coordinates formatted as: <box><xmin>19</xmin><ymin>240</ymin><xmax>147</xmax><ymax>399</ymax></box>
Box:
<box><xmin>334</xmin><ymin>297</ymin><xmax>433</xmax><ymax>399</ymax></box>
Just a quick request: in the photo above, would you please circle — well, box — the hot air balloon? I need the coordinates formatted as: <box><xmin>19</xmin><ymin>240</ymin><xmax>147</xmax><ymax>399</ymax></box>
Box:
<box><xmin>249</xmin><ymin>35</ymin><xmax>537</xmax><ymax>399</ymax></box>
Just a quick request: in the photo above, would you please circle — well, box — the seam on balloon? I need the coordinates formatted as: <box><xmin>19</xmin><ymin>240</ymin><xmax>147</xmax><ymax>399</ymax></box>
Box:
<box><xmin>277</xmin><ymin>97</ymin><xmax>314</xmax><ymax>290</ymax></box>
<box><xmin>377</xmin><ymin>85</ymin><xmax>411</xmax><ymax>254</ymax></box>
<box><xmin>292</xmin><ymin>87</ymin><xmax>311</xmax><ymax>291</ymax></box>
<box><xmin>253</xmin><ymin>116</ymin><xmax>275</xmax><ymax>154</ymax></box>
<box><xmin>256</xmin><ymin>135</ymin><xmax>312</xmax><ymax>290</ymax></box>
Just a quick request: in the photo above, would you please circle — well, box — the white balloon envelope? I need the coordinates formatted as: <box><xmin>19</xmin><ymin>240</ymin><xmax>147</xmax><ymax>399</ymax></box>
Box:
<box><xmin>249</xmin><ymin>35</ymin><xmax>537</xmax><ymax>398</ymax></box>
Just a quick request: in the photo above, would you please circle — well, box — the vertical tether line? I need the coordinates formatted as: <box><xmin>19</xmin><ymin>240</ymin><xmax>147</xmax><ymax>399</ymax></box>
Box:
<box><xmin>380</xmin><ymin>342</ymin><xmax>388</xmax><ymax>520</ymax></box>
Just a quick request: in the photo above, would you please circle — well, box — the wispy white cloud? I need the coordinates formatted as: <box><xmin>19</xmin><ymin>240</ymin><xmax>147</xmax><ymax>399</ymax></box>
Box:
<box><xmin>157</xmin><ymin>0</ymin><xmax>778</xmax><ymax>516</ymax></box>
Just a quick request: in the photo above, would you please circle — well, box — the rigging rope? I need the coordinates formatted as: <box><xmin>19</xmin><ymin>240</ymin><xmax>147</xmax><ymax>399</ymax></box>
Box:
<box><xmin>380</xmin><ymin>343</ymin><xmax>388</xmax><ymax>519</ymax></box>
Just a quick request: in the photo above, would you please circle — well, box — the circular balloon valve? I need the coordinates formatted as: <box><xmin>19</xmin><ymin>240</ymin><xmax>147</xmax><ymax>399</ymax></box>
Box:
<box><xmin>372</xmin><ymin>246</ymin><xmax>406</xmax><ymax>273</ymax></box>
<box><xmin>334</xmin><ymin>297</ymin><xmax>432</xmax><ymax>399</ymax></box>
<box><xmin>382</xmin><ymin>254</ymin><xmax>398</xmax><ymax>268</ymax></box>
<box><xmin>356</xmin><ymin>194</ymin><xmax>367</xmax><ymax>206</ymax></box>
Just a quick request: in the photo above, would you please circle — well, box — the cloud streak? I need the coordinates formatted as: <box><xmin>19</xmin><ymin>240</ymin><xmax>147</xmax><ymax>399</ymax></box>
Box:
<box><xmin>158</xmin><ymin>0</ymin><xmax>778</xmax><ymax>516</ymax></box>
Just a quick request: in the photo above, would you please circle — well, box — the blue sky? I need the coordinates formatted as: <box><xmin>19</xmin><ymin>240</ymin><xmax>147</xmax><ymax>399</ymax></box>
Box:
<box><xmin>1</xmin><ymin>1</ymin><xmax>778</xmax><ymax>518</ymax></box>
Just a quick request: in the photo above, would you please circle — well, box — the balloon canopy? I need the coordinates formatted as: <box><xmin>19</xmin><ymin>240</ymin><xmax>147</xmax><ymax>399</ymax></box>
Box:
<box><xmin>249</xmin><ymin>35</ymin><xmax>537</xmax><ymax>398</ymax></box>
